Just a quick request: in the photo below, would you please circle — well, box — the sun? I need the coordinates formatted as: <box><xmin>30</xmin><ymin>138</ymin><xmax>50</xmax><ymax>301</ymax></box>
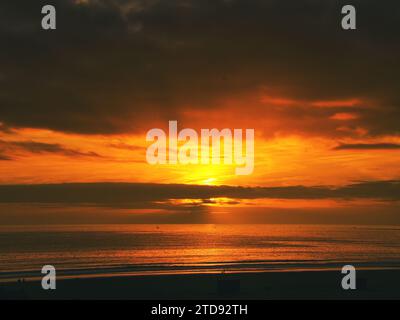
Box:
<box><xmin>202</xmin><ymin>177</ymin><xmax>217</xmax><ymax>185</ymax></box>
<box><xmin>178</xmin><ymin>164</ymin><xmax>233</xmax><ymax>185</ymax></box>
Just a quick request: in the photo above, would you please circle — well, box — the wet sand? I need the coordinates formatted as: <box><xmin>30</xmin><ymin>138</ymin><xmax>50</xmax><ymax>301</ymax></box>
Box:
<box><xmin>1</xmin><ymin>269</ymin><xmax>400</xmax><ymax>300</ymax></box>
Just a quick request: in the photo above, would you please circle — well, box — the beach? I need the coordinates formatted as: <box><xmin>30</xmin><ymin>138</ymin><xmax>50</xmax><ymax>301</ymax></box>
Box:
<box><xmin>1</xmin><ymin>269</ymin><xmax>400</xmax><ymax>299</ymax></box>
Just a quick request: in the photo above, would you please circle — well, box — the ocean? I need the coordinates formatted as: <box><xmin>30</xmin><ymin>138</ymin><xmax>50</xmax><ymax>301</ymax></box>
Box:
<box><xmin>1</xmin><ymin>224</ymin><xmax>400</xmax><ymax>281</ymax></box>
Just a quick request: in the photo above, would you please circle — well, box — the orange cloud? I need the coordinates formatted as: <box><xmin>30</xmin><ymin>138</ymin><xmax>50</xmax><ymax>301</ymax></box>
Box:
<box><xmin>312</xmin><ymin>99</ymin><xmax>362</xmax><ymax>108</ymax></box>
<box><xmin>330</xmin><ymin>112</ymin><xmax>360</xmax><ymax>121</ymax></box>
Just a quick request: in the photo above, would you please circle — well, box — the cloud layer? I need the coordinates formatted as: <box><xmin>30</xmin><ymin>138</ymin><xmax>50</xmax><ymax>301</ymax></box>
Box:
<box><xmin>0</xmin><ymin>0</ymin><xmax>399</xmax><ymax>137</ymax></box>
<box><xmin>334</xmin><ymin>143</ymin><xmax>400</xmax><ymax>150</ymax></box>
<box><xmin>0</xmin><ymin>139</ymin><xmax>101</xmax><ymax>159</ymax></box>
<box><xmin>0</xmin><ymin>180</ymin><xmax>399</xmax><ymax>205</ymax></box>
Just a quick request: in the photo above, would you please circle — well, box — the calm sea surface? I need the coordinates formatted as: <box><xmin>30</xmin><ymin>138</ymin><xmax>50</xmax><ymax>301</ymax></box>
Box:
<box><xmin>1</xmin><ymin>224</ymin><xmax>400</xmax><ymax>281</ymax></box>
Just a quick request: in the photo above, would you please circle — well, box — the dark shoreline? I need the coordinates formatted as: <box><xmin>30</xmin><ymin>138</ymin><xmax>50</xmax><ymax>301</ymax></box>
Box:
<box><xmin>1</xmin><ymin>269</ymin><xmax>400</xmax><ymax>300</ymax></box>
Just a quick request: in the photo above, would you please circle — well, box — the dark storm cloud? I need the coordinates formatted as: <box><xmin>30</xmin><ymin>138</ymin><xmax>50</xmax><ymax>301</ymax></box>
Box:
<box><xmin>0</xmin><ymin>0</ymin><xmax>399</xmax><ymax>136</ymax></box>
<box><xmin>0</xmin><ymin>180</ymin><xmax>399</xmax><ymax>205</ymax></box>
<box><xmin>334</xmin><ymin>143</ymin><xmax>400</xmax><ymax>150</ymax></box>
<box><xmin>0</xmin><ymin>153</ymin><xmax>13</xmax><ymax>161</ymax></box>
<box><xmin>108</xmin><ymin>142</ymin><xmax>145</xmax><ymax>151</ymax></box>
<box><xmin>0</xmin><ymin>139</ymin><xmax>102</xmax><ymax>157</ymax></box>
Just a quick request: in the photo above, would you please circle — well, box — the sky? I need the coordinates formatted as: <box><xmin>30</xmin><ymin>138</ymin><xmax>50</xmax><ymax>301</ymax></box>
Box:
<box><xmin>0</xmin><ymin>0</ymin><xmax>399</xmax><ymax>224</ymax></box>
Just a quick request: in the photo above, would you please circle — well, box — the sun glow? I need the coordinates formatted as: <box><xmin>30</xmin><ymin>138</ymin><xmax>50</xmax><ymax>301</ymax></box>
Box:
<box><xmin>1</xmin><ymin>127</ymin><xmax>400</xmax><ymax>187</ymax></box>
<box><xmin>176</xmin><ymin>163</ymin><xmax>234</xmax><ymax>185</ymax></box>
<box><xmin>202</xmin><ymin>178</ymin><xmax>217</xmax><ymax>185</ymax></box>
